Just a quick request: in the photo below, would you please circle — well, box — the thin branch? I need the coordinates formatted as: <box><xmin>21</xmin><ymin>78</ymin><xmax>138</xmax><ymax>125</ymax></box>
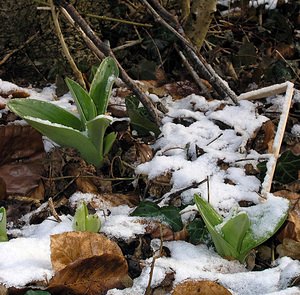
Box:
<box><xmin>141</xmin><ymin>0</ymin><xmax>239</xmax><ymax>105</ymax></box>
<box><xmin>49</xmin><ymin>0</ymin><xmax>86</xmax><ymax>88</ymax></box>
<box><xmin>85</xmin><ymin>13</ymin><xmax>153</xmax><ymax>27</ymax></box>
<box><xmin>0</xmin><ymin>32</ymin><xmax>39</xmax><ymax>66</ymax></box>
<box><xmin>175</xmin><ymin>45</ymin><xmax>210</xmax><ymax>97</ymax></box>
<box><xmin>54</xmin><ymin>0</ymin><xmax>161</xmax><ymax>125</ymax></box>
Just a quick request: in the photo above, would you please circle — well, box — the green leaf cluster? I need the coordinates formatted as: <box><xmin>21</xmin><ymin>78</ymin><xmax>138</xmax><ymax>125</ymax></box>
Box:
<box><xmin>131</xmin><ymin>201</ymin><xmax>183</xmax><ymax>231</ymax></box>
<box><xmin>7</xmin><ymin>57</ymin><xmax>119</xmax><ymax>168</ymax></box>
<box><xmin>0</xmin><ymin>207</ymin><xmax>8</xmax><ymax>242</ymax></box>
<box><xmin>73</xmin><ymin>201</ymin><xmax>101</xmax><ymax>233</ymax></box>
<box><xmin>194</xmin><ymin>194</ymin><xmax>288</xmax><ymax>262</ymax></box>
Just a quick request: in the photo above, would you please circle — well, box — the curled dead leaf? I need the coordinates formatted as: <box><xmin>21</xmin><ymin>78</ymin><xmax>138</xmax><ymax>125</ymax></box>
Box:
<box><xmin>146</xmin><ymin>221</ymin><xmax>188</xmax><ymax>241</ymax></box>
<box><xmin>275</xmin><ymin>191</ymin><xmax>300</xmax><ymax>242</ymax></box>
<box><xmin>91</xmin><ymin>193</ymin><xmax>140</xmax><ymax>208</ymax></box>
<box><xmin>172</xmin><ymin>280</ymin><xmax>232</xmax><ymax>295</ymax></box>
<box><xmin>48</xmin><ymin>254</ymin><xmax>130</xmax><ymax>295</ymax></box>
<box><xmin>0</xmin><ymin>125</ymin><xmax>45</xmax><ymax>195</ymax></box>
<box><xmin>50</xmin><ymin>232</ymin><xmax>124</xmax><ymax>272</ymax></box>
<box><xmin>277</xmin><ymin>238</ymin><xmax>300</xmax><ymax>260</ymax></box>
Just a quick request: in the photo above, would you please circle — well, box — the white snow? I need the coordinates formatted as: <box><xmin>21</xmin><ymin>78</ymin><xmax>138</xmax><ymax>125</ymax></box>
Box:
<box><xmin>291</xmin><ymin>124</ymin><xmax>300</xmax><ymax>137</ymax></box>
<box><xmin>0</xmin><ymin>79</ymin><xmax>299</xmax><ymax>294</ymax></box>
<box><xmin>108</xmin><ymin>242</ymin><xmax>300</xmax><ymax>295</ymax></box>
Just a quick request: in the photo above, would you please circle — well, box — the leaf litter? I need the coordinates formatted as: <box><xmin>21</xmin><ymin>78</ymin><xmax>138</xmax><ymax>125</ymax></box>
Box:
<box><xmin>0</xmin><ymin>76</ymin><xmax>300</xmax><ymax>295</ymax></box>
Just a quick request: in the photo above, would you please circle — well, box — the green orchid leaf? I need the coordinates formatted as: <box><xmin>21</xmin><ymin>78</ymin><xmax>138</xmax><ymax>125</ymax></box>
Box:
<box><xmin>194</xmin><ymin>194</ymin><xmax>243</xmax><ymax>259</ymax></box>
<box><xmin>238</xmin><ymin>198</ymin><xmax>289</xmax><ymax>262</ymax></box>
<box><xmin>85</xmin><ymin>214</ymin><xmax>101</xmax><ymax>233</ymax></box>
<box><xmin>194</xmin><ymin>194</ymin><xmax>223</xmax><ymax>226</ymax></box>
<box><xmin>73</xmin><ymin>202</ymin><xmax>101</xmax><ymax>233</ymax></box>
<box><xmin>103</xmin><ymin>131</ymin><xmax>117</xmax><ymax>156</ymax></box>
<box><xmin>89</xmin><ymin>57</ymin><xmax>119</xmax><ymax>115</ymax></box>
<box><xmin>131</xmin><ymin>201</ymin><xmax>161</xmax><ymax>217</ymax></box>
<box><xmin>73</xmin><ymin>202</ymin><xmax>88</xmax><ymax>231</ymax></box>
<box><xmin>160</xmin><ymin>206</ymin><xmax>183</xmax><ymax>231</ymax></box>
<box><xmin>24</xmin><ymin>116</ymin><xmax>102</xmax><ymax>167</ymax></box>
<box><xmin>7</xmin><ymin>99</ymin><xmax>83</xmax><ymax>131</ymax></box>
<box><xmin>221</xmin><ymin>212</ymin><xmax>250</xmax><ymax>252</ymax></box>
<box><xmin>0</xmin><ymin>207</ymin><xmax>8</xmax><ymax>242</ymax></box>
<box><xmin>86</xmin><ymin>115</ymin><xmax>112</xmax><ymax>162</ymax></box>
<box><xmin>65</xmin><ymin>77</ymin><xmax>97</xmax><ymax>123</ymax></box>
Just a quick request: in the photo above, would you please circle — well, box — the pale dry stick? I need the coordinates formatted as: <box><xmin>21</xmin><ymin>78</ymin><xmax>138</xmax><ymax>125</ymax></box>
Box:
<box><xmin>49</xmin><ymin>0</ymin><xmax>86</xmax><ymax>88</ymax></box>
<box><xmin>239</xmin><ymin>82</ymin><xmax>294</xmax><ymax>196</ymax></box>
<box><xmin>237</xmin><ymin>82</ymin><xmax>291</xmax><ymax>101</ymax></box>
<box><xmin>113</xmin><ymin>39</ymin><xmax>143</xmax><ymax>52</ymax></box>
<box><xmin>48</xmin><ymin>197</ymin><xmax>62</xmax><ymax>222</ymax></box>
<box><xmin>60</xmin><ymin>7</ymin><xmax>106</xmax><ymax>61</ymax></box>
<box><xmin>142</xmin><ymin>0</ymin><xmax>239</xmax><ymax>105</ymax></box>
<box><xmin>85</xmin><ymin>13</ymin><xmax>153</xmax><ymax>28</ymax></box>
<box><xmin>54</xmin><ymin>0</ymin><xmax>161</xmax><ymax>125</ymax></box>
<box><xmin>145</xmin><ymin>224</ymin><xmax>164</xmax><ymax>295</ymax></box>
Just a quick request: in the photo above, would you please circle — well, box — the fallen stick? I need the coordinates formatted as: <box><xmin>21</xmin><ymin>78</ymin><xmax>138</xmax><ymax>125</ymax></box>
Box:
<box><xmin>54</xmin><ymin>0</ymin><xmax>161</xmax><ymax>125</ymax></box>
<box><xmin>239</xmin><ymin>82</ymin><xmax>294</xmax><ymax>196</ymax></box>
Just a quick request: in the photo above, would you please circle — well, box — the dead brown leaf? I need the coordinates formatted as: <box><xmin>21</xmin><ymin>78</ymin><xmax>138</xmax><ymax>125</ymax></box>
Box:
<box><xmin>91</xmin><ymin>193</ymin><xmax>140</xmax><ymax>208</ymax></box>
<box><xmin>0</xmin><ymin>125</ymin><xmax>45</xmax><ymax>196</ymax></box>
<box><xmin>146</xmin><ymin>221</ymin><xmax>188</xmax><ymax>241</ymax></box>
<box><xmin>172</xmin><ymin>280</ymin><xmax>232</xmax><ymax>295</ymax></box>
<box><xmin>50</xmin><ymin>231</ymin><xmax>124</xmax><ymax>272</ymax></box>
<box><xmin>275</xmin><ymin>190</ymin><xmax>300</xmax><ymax>242</ymax></box>
<box><xmin>0</xmin><ymin>89</ymin><xmax>29</xmax><ymax>99</ymax></box>
<box><xmin>277</xmin><ymin>238</ymin><xmax>300</xmax><ymax>260</ymax></box>
<box><xmin>48</xmin><ymin>254</ymin><xmax>129</xmax><ymax>295</ymax></box>
<box><xmin>249</xmin><ymin>120</ymin><xmax>275</xmax><ymax>153</ymax></box>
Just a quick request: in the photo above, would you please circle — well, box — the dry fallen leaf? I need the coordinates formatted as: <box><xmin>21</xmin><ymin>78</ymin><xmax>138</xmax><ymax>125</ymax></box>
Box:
<box><xmin>277</xmin><ymin>238</ymin><xmax>300</xmax><ymax>260</ymax></box>
<box><xmin>275</xmin><ymin>190</ymin><xmax>300</xmax><ymax>242</ymax></box>
<box><xmin>0</xmin><ymin>125</ymin><xmax>45</xmax><ymax>195</ymax></box>
<box><xmin>50</xmin><ymin>232</ymin><xmax>124</xmax><ymax>272</ymax></box>
<box><xmin>172</xmin><ymin>280</ymin><xmax>232</xmax><ymax>295</ymax></box>
<box><xmin>48</xmin><ymin>254</ymin><xmax>129</xmax><ymax>295</ymax></box>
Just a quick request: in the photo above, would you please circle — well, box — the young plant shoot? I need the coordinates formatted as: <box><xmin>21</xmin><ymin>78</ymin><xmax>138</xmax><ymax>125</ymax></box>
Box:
<box><xmin>194</xmin><ymin>194</ymin><xmax>288</xmax><ymax>262</ymax></box>
<box><xmin>0</xmin><ymin>207</ymin><xmax>8</xmax><ymax>242</ymax></box>
<box><xmin>73</xmin><ymin>201</ymin><xmax>101</xmax><ymax>233</ymax></box>
<box><xmin>7</xmin><ymin>57</ymin><xmax>119</xmax><ymax>168</ymax></box>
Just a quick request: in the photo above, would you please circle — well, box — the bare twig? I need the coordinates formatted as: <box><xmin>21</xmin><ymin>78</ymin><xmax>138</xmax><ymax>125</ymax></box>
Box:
<box><xmin>49</xmin><ymin>0</ymin><xmax>86</xmax><ymax>88</ymax></box>
<box><xmin>54</xmin><ymin>0</ymin><xmax>160</xmax><ymax>125</ymax></box>
<box><xmin>85</xmin><ymin>13</ymin><xmax>153</xmax><ymax>27</ymax></box>
<box><xmin>48</xmin><ymin>197</ymin><xmax>62</xmax><ymax>222</ymax></box>
<box><xmin>140</xmin><ymin>0</ymin><xmax>239</xmax><ymax>105</ymax></box>
<box><xmin>166</xmin><ymin>179</ymin><xmax>207</xmax><ymax>200</ymax></box>
<box><xmin>0</xmin><ymin>32</ymin><xmax>39</xmax><ymax>66</ymax></box>
<box><xmin>175</xmin><ymin>45</ymin><xmax>210</xmax><ymax>97</ymax></box>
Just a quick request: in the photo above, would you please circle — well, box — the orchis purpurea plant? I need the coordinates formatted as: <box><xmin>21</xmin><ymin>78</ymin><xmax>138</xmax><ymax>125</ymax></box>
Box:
<box><xmin>194</xmin><ymin>194</ymin><xmax>288</xmax><ymax>262</ymax></box>
<box><xmin>73</xmin><ymin>202</ymin><xmax>101</xmax><ymax>233</ymax></box>
<box><xmin>0</xmin><ymin>207</ymin><xmax>8</xmax><ymax>242</ymax></box>
<box><xmin>7</xmin><ymin>57</ymin><xmax>119</xmax><ymax>168</ymax></box>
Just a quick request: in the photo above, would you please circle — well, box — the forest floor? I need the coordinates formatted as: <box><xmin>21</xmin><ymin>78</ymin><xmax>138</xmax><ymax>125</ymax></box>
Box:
<box><xmin>0</xmin><ymin>1</ymin><xmax>300</xmax><ymax>295</ymax></box>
